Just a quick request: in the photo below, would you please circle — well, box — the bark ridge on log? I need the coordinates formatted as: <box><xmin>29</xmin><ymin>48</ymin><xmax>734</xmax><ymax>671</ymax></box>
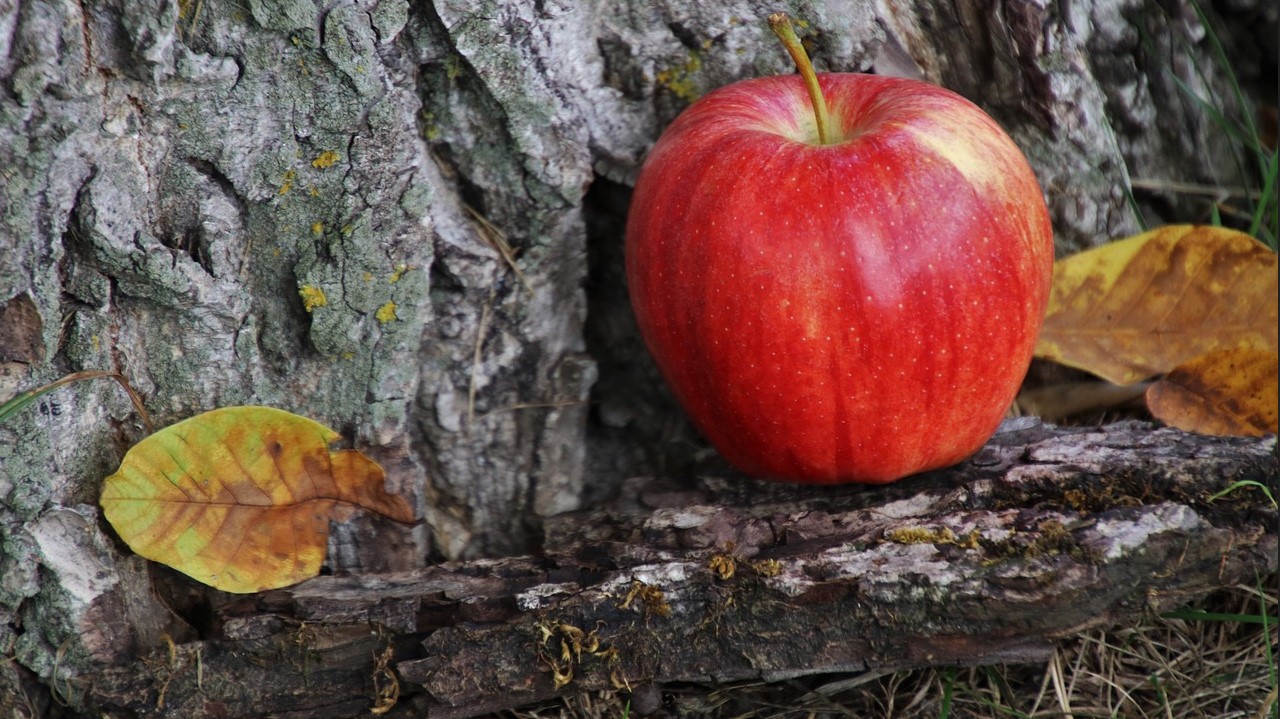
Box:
<box><xmin>82</xmin><ymin>420</ymin><xmax>1277</xmax><ymax>719</ymax></box>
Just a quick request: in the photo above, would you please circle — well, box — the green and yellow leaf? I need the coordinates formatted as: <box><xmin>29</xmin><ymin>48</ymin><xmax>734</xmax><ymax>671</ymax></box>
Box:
<box><xmin>100</xmin><ymin>406</ymin><xmax>414</xmax><ymax>593</ymax></box>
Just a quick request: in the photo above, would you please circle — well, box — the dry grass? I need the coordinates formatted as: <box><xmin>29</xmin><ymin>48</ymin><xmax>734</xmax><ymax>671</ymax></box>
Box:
<box><xmin>507</xmin><ymin>579</ymin><xmax>1278</xmax><ymax>719</ymax></box>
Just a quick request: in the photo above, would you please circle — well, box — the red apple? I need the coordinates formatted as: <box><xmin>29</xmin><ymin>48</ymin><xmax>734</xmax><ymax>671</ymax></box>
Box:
<box><xmin>625</xmin><ymin>17</ymin><xmax>1053</xmax><ymax>484</ymax></box>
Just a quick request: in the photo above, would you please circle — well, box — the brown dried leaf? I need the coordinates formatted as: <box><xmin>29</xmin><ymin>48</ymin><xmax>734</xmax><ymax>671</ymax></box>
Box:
<box><xmin>1035</xmin><ymin>225</ymin><xmax>1278</xmax><ymax>384</ymax></box>
<box><xmin>1146</xmin><ymin>348</ymin><xmax>1279</xmax><ymax>436</ymax></box>
<box><xmin>100</xmin><ymin>406</ymin><xmax>414</xmax><ymax>593</ymax></box>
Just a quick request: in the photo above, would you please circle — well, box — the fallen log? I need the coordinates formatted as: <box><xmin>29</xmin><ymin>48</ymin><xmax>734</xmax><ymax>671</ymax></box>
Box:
<box><xmin>86</xmin><ymin>419</ymin><xmax>1277</xmax><ymax>718</ymax></box>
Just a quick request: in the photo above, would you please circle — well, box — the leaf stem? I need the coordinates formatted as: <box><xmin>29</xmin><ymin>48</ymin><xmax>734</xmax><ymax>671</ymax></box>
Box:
<box><xmin>768</xmin><ymin>13</ymin><xmax>832</xmax><ymax>145</ymax></box>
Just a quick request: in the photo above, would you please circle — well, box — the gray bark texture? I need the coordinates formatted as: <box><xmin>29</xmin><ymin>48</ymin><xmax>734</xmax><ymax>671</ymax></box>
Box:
<box><xmin>0</xmin><ymin>0</ymin><xmax>1275</xmax><ymax>716</ymax></box>
<box><xmin>64</xmin><ymin>421</ymin><xmax>1280</xmax><ymax>717</ymax></box>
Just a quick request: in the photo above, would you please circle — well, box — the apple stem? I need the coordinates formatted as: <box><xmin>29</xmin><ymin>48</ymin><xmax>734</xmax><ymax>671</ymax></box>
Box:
<box><xmin>768</xmin><ymin>13</ymin><xmax>832</xmax><ymax>145</ymax></box>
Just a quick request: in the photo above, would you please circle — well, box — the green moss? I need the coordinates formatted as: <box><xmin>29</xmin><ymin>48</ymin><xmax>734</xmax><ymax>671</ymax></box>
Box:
<box><xmin>978</xmin><ymin>517</ymin><xmax>1101</xmax><ymax>564</ymax></box>
<box><xmin>886</xmin><ymin>526</ymin><xmax>944</xmax><ymax>545</ymax></box>
<box><xmin>291</xmin><ymin>210</ymin><xmax>388</xmax><ymax>357</ymax></box>
<box><xmin>11</xmin><ymin>64</ymin><xmax>53</xmax><ymax>106</ymax></box>
<box><xmin>886</xmin><ymin>526</ymin><xmax>980</xmax><ymax>549</ymax></box>
<box><xmin>419</xmin><ymin>110</ymin><xmax>441</xmax><ymax>141</ymax></box>
<box><xmin>444</xmin><ymin>55</ymin><xmax>465</xmax><ymax>80</ymax></box>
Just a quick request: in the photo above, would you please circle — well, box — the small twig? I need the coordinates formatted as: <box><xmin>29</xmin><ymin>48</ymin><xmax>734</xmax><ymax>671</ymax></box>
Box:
<box><xmin>1130</xmin><ymin>178</ymin><xmax>1262</xmax><ymax>200</ymax></box>
<box><xmin>156</xmin><ymin>635</ymin><xmax>178</xmax><ymax>710</ymax></box>
<box><xmin>475</xmin><ymin>399</ymin><xmax>588</xmax><ymax>421</ymax></box>
<box><xmin>1256</xmin><ymin>687</ymin><xmax>1278</xmax><ymax>719</ymax></box>
<box><xmin>467</xmin><ymin>291</ymin><xmax>496</xmax><ymax>430</ymax></box>
<box><xmin>1209</xmin><ymin>201</ymin><xmax>1258</xmax><ymax>224</ymax></box>
<box><xmin>464</xmin><ymin>203</ymin><xmax>533</xmax><ymax>295</ymax></box>
<box><xmin>177</xmin><ymin>0</ymin><xmax>206</xmax><ymax>38</ymax></box>
<box><xmin>370</xmin><ymin>644</ymin><xmax>399</xmax><ymax>715</ymax></box>
<box><xmin>51</xmin><ymin>638</ymin><xmax>74</xmax><ymax>708</ymax></box>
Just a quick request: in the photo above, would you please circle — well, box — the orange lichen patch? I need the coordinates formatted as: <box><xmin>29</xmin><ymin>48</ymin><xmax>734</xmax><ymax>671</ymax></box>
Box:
<box><xmin>299</xmin><ymin>285</ymin><xmax>327</xmax><ymax>312</ymax></box>
<box><xmin>376</xmin><ymin>301</ymin><xmax>398</xmax><ymax>324</ymax></box>
<box><xmin>655</xmin><ymin>51</ymin><xmax>703</xmax><ymax>103</ymax></box>
<box><xmin>311</xmin><ymin>151</ymin><xmax>341</xmax><ymax>169</ymax></box>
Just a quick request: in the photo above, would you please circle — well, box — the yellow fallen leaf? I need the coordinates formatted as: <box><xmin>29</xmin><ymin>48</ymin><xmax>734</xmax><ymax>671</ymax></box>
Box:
<box><xmin>1036</xmin><ymin>225</ymin><xmax>1277</xmax><ymax>384</ymax></box>
<box><xmin>1145</xmin><ymin>348</ymin><xmax>1279</xmax><ymax>437</ymax></box>
<box><xmin>100</xmin><ymin>406</ymin><xmax>414</xmax><ymax>593</ymax></box>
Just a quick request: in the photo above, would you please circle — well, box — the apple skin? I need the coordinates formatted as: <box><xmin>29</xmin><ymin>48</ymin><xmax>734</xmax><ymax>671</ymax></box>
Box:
<box><xmin>625</xmin><ymin>73</ymin><xmax>1054</xmax><ymax>484</ymax></box>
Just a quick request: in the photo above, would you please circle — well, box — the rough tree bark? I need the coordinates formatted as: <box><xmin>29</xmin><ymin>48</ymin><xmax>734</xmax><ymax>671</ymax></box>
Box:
<box><xmin>0</xmin><ymin>0</ymin><xmax>1274</xmax><ymax>716</ymax></box>
<box><xmin>83</xmin><ymin>421</ymin><xmax>1280</xmax><ymax>717</ymax></box>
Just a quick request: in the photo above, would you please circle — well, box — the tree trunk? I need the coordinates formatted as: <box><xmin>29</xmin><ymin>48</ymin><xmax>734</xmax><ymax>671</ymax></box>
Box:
<box><xmin>0</xmin><ymin>0</ymin><xmax>1274</xmax><ymax>715</ymax></box>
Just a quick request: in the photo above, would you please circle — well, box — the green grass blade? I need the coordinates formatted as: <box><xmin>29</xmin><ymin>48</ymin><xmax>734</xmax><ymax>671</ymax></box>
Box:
<box><xmin>1208</xmin><ymin>480</ymin><xmax>1278</xmax><ymax>508</ymax></box>
<box><xmin>1161</xmin><ymin>608</ymin><xmax>1276</xmax><ymax>625</ymax></box>
<box><xmin>938</xmin><ymin>667</ymin><xmax>956</xmax><ymax>719</ymax></box>
<box><xmin>0</xmin><ymin>371</ymin><xmax>153</xmax><ymax>432</ymax></box>
<box><xmin>1184</xmin><ymin>0</ymin><xmax>1274</xmax><ymax>246</ymax></box>
<box><xmin>1135</xmin><ymin>6</ymin><xmax>1270</xmax><ymax>243</ymax></box>
<box><xmin>1167</xmin><ymin>71</ymin><xmax>1261</xmax><ymax>158</ymax></box>
<box><xmin>1260</xmin><ymin>574</ymin><xmax>1278</xmax><ymax>719</ymax></box>
<box><xmin>1188</xmin><ymin>0</ymin><xmax>1265</xmax><ymax>171</ymax></box>
<box><xmin>1253</xmin><ymin>572</ymin><xmax>1280</xmax><ymax>719</ymax></box>
<box><xmin>0</xmin><ymin>385</ymin><xmax>56</xmax><ymax>425</ymax></box>
<box><xmin>1148</xmin><ymin>673</ymin><xmax>1172</xmax><ymax>715</ymax></box>
<box><xmin>1247</xmin><ymin>148</ymin><xmax>1278</xmax><ymax>244</ymax></box>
